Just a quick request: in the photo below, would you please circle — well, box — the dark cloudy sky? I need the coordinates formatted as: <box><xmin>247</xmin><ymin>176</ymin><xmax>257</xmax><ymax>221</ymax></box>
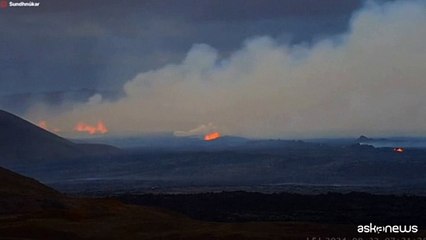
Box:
<box><xmin>0</xmin><ymin>0</ymin><xmax>383</xmax><ymax>94</ymax></box>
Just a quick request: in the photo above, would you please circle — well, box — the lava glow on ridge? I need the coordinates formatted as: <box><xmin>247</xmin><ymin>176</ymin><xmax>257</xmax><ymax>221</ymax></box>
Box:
<box><xmin>38</xmin><ymin>120</ymin><xmax>48</xmax><ymax>130</ymax></box>
<box><xmin>37</xmin><ymin>120</ymin><xmax>61</xmax><ymax>133</ymax></box>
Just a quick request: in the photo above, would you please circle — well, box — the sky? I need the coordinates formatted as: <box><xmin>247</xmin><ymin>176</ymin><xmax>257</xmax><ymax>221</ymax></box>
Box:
<box><xmin>1</xmin><ymin>0</ymin><xmax>426</xmax><ymax>138</ymax></box>
<box><xmin>0</xmin><ymin>0</ymin><xmax>371</xmax><ymax>94</ymax></box>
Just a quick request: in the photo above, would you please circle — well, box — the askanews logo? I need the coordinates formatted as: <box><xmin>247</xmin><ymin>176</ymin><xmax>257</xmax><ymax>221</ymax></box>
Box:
<box><xmin>358</xmin><ymin>223</ymin><xmax>418</xmax><ymax>234</ymax></box>
<box><xmin>0</xmin><ymin>1</ymin><xmax>41</xmax><ymax>8</ymax></box>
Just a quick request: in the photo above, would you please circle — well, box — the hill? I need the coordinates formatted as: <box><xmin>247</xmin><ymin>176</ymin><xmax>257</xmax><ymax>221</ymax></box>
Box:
<box><xmin>0</xmin><ymin>109</ymin><xmax>120</xmax><ymax>162</ymax></box>
<box><xmin>0</xmin><ymin>166</ymin><xmax>363</xmax><ymax>239</ymax></box>
<box><xmin>0</xmin><ymin>165</ymin><xmax>63</xmax><ymax>215</ymax></box>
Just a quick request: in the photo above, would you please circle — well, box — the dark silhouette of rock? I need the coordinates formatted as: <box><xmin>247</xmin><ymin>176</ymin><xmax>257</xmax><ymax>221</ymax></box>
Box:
<box><xmin>356</xmin><ymin>135</ymin><xmax>371</xmax><ymax>142</ymax></box>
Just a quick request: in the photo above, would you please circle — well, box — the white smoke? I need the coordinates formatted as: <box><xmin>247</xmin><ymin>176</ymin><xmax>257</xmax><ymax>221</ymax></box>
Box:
<box><xmin>30</xmin><ymin>0</ymin><xmax>426</xmax><ymax>138</ymax></box>
<box><xmin>87</xmin><ymin>94</ymin><xmax>103</xmax><ymax>105</ymax></box>
<box><xmin>174</xmin><ymin>122</ymin><xmax>217</xmax><ymax>137</ymax></box>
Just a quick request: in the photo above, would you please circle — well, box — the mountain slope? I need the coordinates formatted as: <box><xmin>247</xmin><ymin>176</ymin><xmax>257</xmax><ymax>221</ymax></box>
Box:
<box><xmin>0</xmin><ymin>166</ymin><xmax>58</xmax><ymax>197</ymax></box>
<box><xmin>0</xmin><ymin>166</ymin><xmax>359</xmax><ymax>240</ymax></box>
<box><xmin>0</xmin><ymin>166</ymin><xmax>62</xmax><ymax>215</ymax></box>
<box><xmin>0</xmin><ymin>109</ymin><xmax>119</xmax><ymax>162</ymax></box>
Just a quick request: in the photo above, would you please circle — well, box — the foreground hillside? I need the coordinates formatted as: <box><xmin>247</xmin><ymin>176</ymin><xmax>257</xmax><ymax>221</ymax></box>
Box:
<box><xmin>1</xmin><ymin>164</ymin><xmax>425</xmax><ymax>239</ymax></box>
<box><xmin>0</xmin><ymin>165</ymin><xmax>364</xmax><ymax>240</ymax></box>
<box><xmin>117</xmin><ymin>191</ymin><xmax>426</xmax><ymax>224</ymax></box>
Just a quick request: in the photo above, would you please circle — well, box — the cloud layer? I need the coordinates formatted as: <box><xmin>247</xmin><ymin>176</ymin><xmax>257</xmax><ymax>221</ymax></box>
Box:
<box><xmin>30</xmin><ymin>0</ymin><xmax>426</xmax><ymax>138</ymax></box>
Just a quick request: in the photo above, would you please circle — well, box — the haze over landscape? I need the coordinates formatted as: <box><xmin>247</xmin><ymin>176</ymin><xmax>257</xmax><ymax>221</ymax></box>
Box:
<box><xmin>1</xmin><ymin>0</ymin><xmax>425</xmax><ymax>138</ymax></box>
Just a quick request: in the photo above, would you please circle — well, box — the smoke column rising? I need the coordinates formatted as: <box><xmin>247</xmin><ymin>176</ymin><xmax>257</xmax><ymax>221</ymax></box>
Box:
<box><xmin>30</xmin><ymin>0</ymin><xmax>426</xmax><ymax>138</ymax></box>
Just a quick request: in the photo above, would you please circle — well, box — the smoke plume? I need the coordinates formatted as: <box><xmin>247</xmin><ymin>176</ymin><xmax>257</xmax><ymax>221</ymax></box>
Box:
<box><xmin>29</xmin><ymin>0</ymin><xmax>426</xmax><ymax>138</ymax></box>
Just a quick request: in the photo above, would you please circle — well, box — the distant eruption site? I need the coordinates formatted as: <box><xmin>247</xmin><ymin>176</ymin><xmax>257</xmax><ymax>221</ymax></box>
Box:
<box><xmin>37</xmin><ymin>120</ymin><xmax>109</xmax><ymax>136</ymax></box>
<box><xmin>37</xmin><ymin>118</ymin><xmax>222</xmax><ymax>139</ymax></box>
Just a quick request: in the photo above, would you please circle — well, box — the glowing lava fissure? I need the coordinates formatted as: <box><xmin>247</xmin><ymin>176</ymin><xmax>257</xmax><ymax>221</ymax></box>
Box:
<box><xmin>204</xmin><ymin>132</ymin><xmax>221</xmax><ymax>141</ymax></box>
<box><xmin>74</xmin><ymin>121</ymin><xmax>108</xmax><ymax>135</ymax></box>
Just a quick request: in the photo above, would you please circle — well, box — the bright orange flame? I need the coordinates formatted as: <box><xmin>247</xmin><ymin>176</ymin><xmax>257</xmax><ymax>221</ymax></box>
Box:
<box><xmin>393</xmin><ymin>147</ymin><xmax>405</xmax><ymax>153</ymax></box>
<box><xmin>74</xmin><ymin>121</ymin><xmax>108</xmax><ymax>135</ymax></box>
<box><xmin>204</xmin><ymin>132</ymin><xmax>221</xmax><ymax>141</ymax></box>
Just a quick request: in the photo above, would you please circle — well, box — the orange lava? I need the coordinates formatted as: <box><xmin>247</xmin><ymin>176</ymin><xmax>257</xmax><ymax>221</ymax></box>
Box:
<box><xmin>38</xmin><ymin>120</ymin><xmax>48</xmax><ymax>130</ymax></box>
<box><xmin>204</xmin><ymin>132</ymin><xmax>221</xmax><ymax>141</ymax></box>
<box><xmin>74</xmin><ymin>121</ymin><xmax>108</xmax><ymax>135</ymax></box>
<box><xmin>393</xmin><ymin>147</ymin><xmax>405</xmax><ymax>153</ymax></box>
<box><xmin>38</xmin><ymin>120</ymin><xmax>61</xmax><ymax>133</ymax></box>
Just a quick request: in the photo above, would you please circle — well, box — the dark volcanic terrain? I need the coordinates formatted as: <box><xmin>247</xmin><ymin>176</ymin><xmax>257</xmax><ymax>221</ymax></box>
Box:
<box><xmin>115</xmin><ymin>191</ymin><xmax>426</xmax><ymax>225</ymax></box>
<box><xmin>0</xmin><ymin>164</ymin><xmax>369</xmax><ymax>240</ymax></box>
